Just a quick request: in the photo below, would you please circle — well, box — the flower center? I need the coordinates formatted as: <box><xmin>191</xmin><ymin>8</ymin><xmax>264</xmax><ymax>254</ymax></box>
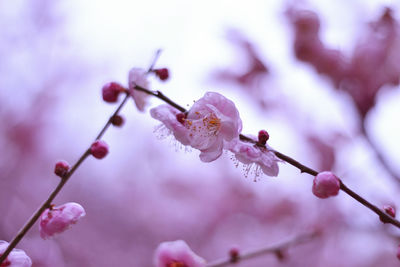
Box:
<box><xmin>186</xmin><ymin>112</ymin><xmax>221</xmax><ymax>138</ymax></box>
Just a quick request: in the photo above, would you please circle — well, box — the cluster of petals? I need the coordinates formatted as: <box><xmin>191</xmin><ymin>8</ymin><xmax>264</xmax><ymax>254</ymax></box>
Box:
<box><xmin>151</xmin><ymin>92</ymin><xmax>242</xmax><ymax>162</ymax></box>
<box><xmin>128</xmin><ymin>68</ymin><xmax>151</xmax><ymax>112</ymax></box>
<box><xmin>39</xmin><ymin>202</ymin><xmax>86</xmax><ymax>239</ymax></box>
<box><xmin>312</xmin><ymin>171</ymin><xmax>340</xmax><ymax>199</ymax></box>
<box><xmin>0</xmin><ymin>241</ymin><xmax>32</xmax><ymax>267</ymax></box>
<box><xmin>225</xmin><ymin>138</ymin><xmax>279</xmax><ymax>177</ymax></box>
<box><xmin>154</xmin><ymin>240</ymin><xmax>206</xmax><ymax>267</ymax></box>
<box><xmin>287</xmin><ymin>7</ymin><xmax>400</xmax><ymax>117</ymax></box>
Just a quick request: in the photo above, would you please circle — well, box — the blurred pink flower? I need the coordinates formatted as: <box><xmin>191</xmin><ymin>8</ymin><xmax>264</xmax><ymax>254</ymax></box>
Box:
<box><xmin>151</xmin><ymin>92</ymin><xmax>242</xmax><ymax>162</ymax></box>
<box><xmin>312</xmin><ymin>171</ymin><xmax>340</xmax><ymax>199</ymax></box>
<box><xmin>226</xmin><ymin>138</ymin><xmax>279</xmax><ymax>177</ymax></box>
<box><xmin>0</xmin><ymin>241</ymin><xmax>32</xmax><ymax>267</ymax></box>
<box><xmin>128</xmin><ymin>68</ymin><xmax>150</xmax><ymax>112</ymax></box>
<box><xmin>39</xmin><ymin>202</ymin><xmax>86</xmax><ymax>239</ymax></box>
<box><xmin>154</xmin><ymin>240</ymin><xmax>206</xmax><ymax>267</ymax></box>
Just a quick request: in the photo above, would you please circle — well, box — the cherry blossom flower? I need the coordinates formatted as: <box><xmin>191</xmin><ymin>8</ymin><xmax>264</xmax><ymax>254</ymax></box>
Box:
<box><xmin>312</xmin><ymin>171</ymin><xmax>340</xmax><ymax>199</ymax></box>
<box><xmin>226</xmin><ymin>138</ymin><xmax>279</xmax><ymax>178</ymax></box>
<box><xmin>151</xmin><ymin>92</ymin><xmax>242</xmax><ymax>162</ymax></box>
<box><xmin>154</xmin><ymin>240</ymin><xmax>206</xmax><ymax>267</ymax></box>
<box><xmin>0</xmin><ymin>241</ymin><xmax>32</xmax><ymax>267</ymax></box>
<box><xmin>39</xmin><ymin>202</ymin><xmax>86</xmax><ymax>239</ymax></box>
<box><xmin>128</xmin><ymin>68</ymin><xmax>150</xmax><ymax>112</ymax></box>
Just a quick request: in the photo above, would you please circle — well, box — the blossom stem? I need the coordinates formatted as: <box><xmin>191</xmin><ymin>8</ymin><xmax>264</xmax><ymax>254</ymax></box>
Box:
<box><xmin>206</xmin><ymin>232</ymin><xmax>318</xmax><ymax>267</ymax></box>
<box><xmin>133</xmin><ymin>86</ymin><xmax>400</xmax><ymax>230</ymax></box>
<box><xmin>0</xmin><ymin>93</ymin><xmax>131</xmax><ymax>265</ymax></box>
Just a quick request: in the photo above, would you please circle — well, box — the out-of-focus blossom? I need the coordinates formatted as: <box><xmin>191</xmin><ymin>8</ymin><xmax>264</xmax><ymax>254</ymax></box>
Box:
<box><xmin>226</xmin><ymin>138</ymin><xmax>279</xmax><ymax>177</ymax></box>
<box><xmin>154</xmin><ymin>240</ymin><xmax>206</xmax><ymax>267</ymax></box>
<box><xmin>90</xmin><ymin>140</ymin><xmax>109</xmax><ymax>159</ymax></box>
<box><xmin>102</xmin><ymin>82</ymin><xmax>125</xmax><ymax>103</ymax></box>
<box><xmin>128</xmin><ymin>68</ymin><xmax>150</xmax><ymax>112</ymax></box>
<box><xmin>151</xmin><ymin>92</ymin><xmax>242</xmax><ymax>162</ymax></box>
<box><xmin>0</xmin><ymin>241</ymin><xmax>32</xmax><ymax>267</ymax></box>
<box><xmin>54</xmin><ymin>160</ymin><xmax>70</xmax><ymax>178</ymax></box>
<box><xmin>213</xmin><ymin>29</ymin><xmax>269</xmax><ymax>88</ymax></box>
<box><xmin>312</xmin><ymin>171</ymin><xmax>340</xmax><ymax>199</ymax></box>
<box><xmin>287</xmin><ymin>7</ymin><xmax>400</xmax><ymax>118</ymax></box>
<box><xmin>39</xmin><ymin>202</ymin><xmax>86</xmax><ymax>239</ymax></box>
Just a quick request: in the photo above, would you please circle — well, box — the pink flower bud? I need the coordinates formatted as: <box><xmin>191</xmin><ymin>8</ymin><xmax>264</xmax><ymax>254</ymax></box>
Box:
<box><xmin>39</xmin><ymin>202</ymin><xmax>86</xmax><ymax>239</ymax></box>
<box><xmin>154</xmin><ymin>68</ymin><xmax>169</xmax><ymax>81</ymax></box>
<box><xmin>154</xmin><ymin>240</ymin><xmax>206</xmax><ymax>267</ymax></box>
<box><xmin>312</xmin><ymin>171</ymin><xmax>340</xmax><ymax>199</ymax></box>
<box><xmin>384</xmin><ymin>205</ymin><xmax>396</xmax><ymax>218</ymax></box>
<box><xmin>54</xmin><ymin>160</ymin><xmax>70</xmax><ymax>178</ymax></box>
<box><xmin>111</xmin><ymin>115</ymin><xmax>124</xmax><ymax>127</ymax></box>
<box><xmin>90</xmin><ymin>140</ymin><xmax>109</xmax><ymax>159</ymax></box>
<box><xmin>229</xmin><ymin>247</ymin><xmax>240</xmax><ymax>263</ymax></box>
<box><xmin>258</xmin><ymin>130</ymin><xmax>269</xmax><ymax>145</ymax></box>
<box><xmin>0</xmin><ymin>241</ymin><xmax>32</xmax><ymax>267</ymax></box>
<box><xmin>102</xmin><ymin>82</ymin><xmax>124</xmax><ymax>103</ymax></box>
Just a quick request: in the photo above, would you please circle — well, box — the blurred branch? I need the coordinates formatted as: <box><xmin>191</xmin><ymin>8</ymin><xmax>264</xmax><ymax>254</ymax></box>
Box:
<box><xmin>361</xmin><ymin>120</ymin><xmax>400</xmax><ymax>184</ymax></box>
<box><xmin>206</xmin><ymin>231</ymin><xmax>318</xmax><ymax>267</ymax></box>
<box><xmin>133</xmin><ymin>85</ymin><xmax>400</xmax><ymax>230</ymax></box>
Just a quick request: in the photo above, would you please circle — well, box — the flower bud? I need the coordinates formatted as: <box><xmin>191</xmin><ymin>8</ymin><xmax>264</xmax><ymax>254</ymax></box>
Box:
<box><xmin>258</xmin><ymin>130</ymin><xmax>269</xmax><ymax>145</ymax></box>
<box><xmin>102</xmin><ymin>82</ymin><xmax>124</xmax><ymax>103</ymax></box>
<box><xmin>90</xmin><ymin>140</ymin><xmax>109</xmax><ymax>159</ymax></box>
<box><xmin>54</xmin><ymin>160</ymin><xmax>70</xmax><ymax>178</ymax></box>
<box><xmin>154</xmin><ymin>68</ymin><xmax>169</xmax><ymax>81</ymax></box>
<box><xmin>312</xmin><ymin>171</ymin><xmax>340</xmax><ymax>199</ymax></box>
<box><xmin>39</xmin><ymin>202</ymin><xmax>85</xmax><ymax>239</ymax></box>
<box><xmin>111</xmin><ymin>115</ymin><xmax>124</xmax><ymax>127</ymax></box>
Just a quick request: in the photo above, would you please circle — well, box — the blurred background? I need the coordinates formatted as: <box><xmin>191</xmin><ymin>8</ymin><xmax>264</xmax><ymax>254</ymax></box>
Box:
<box><xmin>1</xmin><ymin>0</ymin><xmax>400</xmax><ymax>266</ymax></box>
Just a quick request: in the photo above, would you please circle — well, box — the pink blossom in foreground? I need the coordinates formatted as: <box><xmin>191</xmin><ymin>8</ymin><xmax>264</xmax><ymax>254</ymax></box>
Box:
<box><xmin>154</xmin><ymin>240</ymin><xmax>206</xmax><ymax>267</ymax></box>
<box><xmin>312</xmin><ymin>171</ymin><xmax>340</xmax><ymax>199</ymax></box>
<box><xmin>128</xmin><ymin>68</ymin><xmax>150</xmax><ymax>112</ymax></box>
<box><xmin>0</xmin><ymin>241</ymin><xmax>32</xmax><ymax>267</ymax></box>
<box><xmin>39</xmin><ymin>202</ymin><xmax>86</xmax><ymax>239</ymax></box>
<box><xmin>226</xmin><ymin>138</ymin><xmax>279</xmax><ymax>177</ymax></box>
<box><xmin>151</xmin><ymin>92</ymin><xmax>242</xmax><ymax>162</ymax></box>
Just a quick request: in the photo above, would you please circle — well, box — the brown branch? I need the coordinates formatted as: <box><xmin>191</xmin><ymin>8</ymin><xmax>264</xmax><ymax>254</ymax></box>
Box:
<box><xmin>134</xmin><ymin>86</ymin><xmax>400</xmax><ymax>230</ymax></box>
<box><xmin>0</xmin><ymin>94</ymin><xmax>131</xmax><ymax>264</ymax></box>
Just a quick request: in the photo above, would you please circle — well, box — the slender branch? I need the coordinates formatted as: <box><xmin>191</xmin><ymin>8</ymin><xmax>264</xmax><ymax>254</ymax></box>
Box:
<box><xmin>133</xmin><ymin>86</ymin><xmax>400</xmax><ymax>230</ymax></box>
<box><xmin>206</xmin><ymin>232</ymin><xmax>318</xmax><ymax>267</ymax></box>
<box><xmin>0</xmin><ymin>93</ymin><xmax>131</xmax><ymax>264</ymax></box>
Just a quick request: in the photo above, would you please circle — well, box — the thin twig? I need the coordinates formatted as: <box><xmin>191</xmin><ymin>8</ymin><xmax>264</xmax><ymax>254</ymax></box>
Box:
<box><xmin>206</xmin><ymin>232</ymin><xmax>318</xmax><ymax>267</ymax></box>
<box><xmin>0</xmin><ymin>93</ymin><xmax>130</xmax><ymax>264</ymax></box>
